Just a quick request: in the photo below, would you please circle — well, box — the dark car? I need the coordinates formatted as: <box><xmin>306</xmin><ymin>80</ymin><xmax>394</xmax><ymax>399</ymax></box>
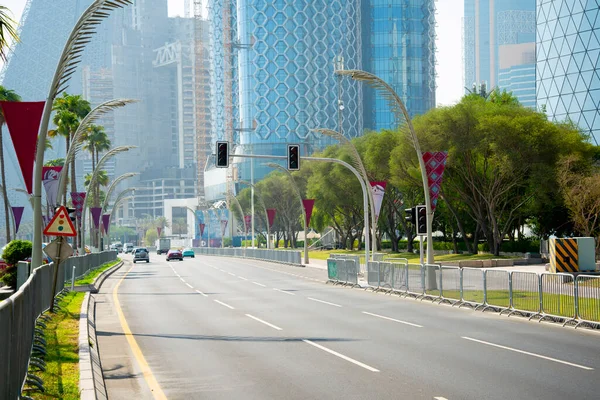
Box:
<box><xmin>133</xmin><ymin>247</ymin><xmax>150</xmax><ymax>263</ymax></box>
<box><xmin>166</xmin><ymin>249</ymin><xmax>183</xmax><ymax>261</ymax></box>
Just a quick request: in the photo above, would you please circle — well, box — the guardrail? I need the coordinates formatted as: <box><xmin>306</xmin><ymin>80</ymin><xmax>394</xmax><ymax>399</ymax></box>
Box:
<box><xmin>0</xmin><ymin>251</ymin><xmax>118</xmax><ymax>399</ymax></box>
<box><xmin>193</xmin><ymin>247</ymin><xmax>302</xmax><ymax>265</ymax></box>
<box><xmin>363</xmin><ymin>262</ymin><xmax>600</xmax><ymax>328</ymax></box>
<box><xmin>327</xmin><ymin>258</ymin><xmax>360</xmax><ymax>287</ymax></box>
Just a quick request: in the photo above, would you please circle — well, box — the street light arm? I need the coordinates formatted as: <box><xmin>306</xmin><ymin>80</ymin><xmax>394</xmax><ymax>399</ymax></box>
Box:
<box><xmin>102</xmin><ymin>172</ymin><xmax>139</xmax><ymax>213</ymax></box>
<box><xmin>108</xmin><ymin>188</ymin><xmax>135</xmax><ymax>216</ymax></box>
<box><xmin>87</xmin><ymin>145</ymin><xmax>136</xmax><ymax>196</ymax></box>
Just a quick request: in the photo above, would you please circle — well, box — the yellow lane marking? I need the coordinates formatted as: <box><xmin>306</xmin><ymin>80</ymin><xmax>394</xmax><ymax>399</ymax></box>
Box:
<box><xmin>113</xmin><ymin>264</ymin><xmax>168</xmax><ymax>399</ymax></box>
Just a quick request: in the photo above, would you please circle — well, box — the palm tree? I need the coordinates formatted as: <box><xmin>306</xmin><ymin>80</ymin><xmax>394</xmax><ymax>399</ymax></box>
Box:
<box><xmin>82</xmin><ymin>125</ymin><xmax>111</xmax><ymax>206</ymax></box>
<box><xmin>0</xmin><ymin>6</ymin><xmax>19</xmax><ymax>63</ymax></box>
<box><xmin>0</xmin><ymin>86</ymin><xmax>21</xmax><ymax>243</ymax></box>
<box><xmin>85</xmin><ymin>170</ymin><xmax>109</xmax><ymax>247</ymax></box>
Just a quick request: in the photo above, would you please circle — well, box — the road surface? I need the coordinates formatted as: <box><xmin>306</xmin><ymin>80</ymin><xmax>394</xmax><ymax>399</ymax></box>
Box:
<box><xmin>94</xmin><ymin>254</ymin><xmax>600</xmax><ymax>399</ymax></box>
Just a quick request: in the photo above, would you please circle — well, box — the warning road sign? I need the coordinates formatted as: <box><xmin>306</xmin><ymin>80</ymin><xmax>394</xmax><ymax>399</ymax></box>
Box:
<box><xmin>43</xmin><ymin>205</ymin><xmax>77</xmax><ymax>237</ymax></box>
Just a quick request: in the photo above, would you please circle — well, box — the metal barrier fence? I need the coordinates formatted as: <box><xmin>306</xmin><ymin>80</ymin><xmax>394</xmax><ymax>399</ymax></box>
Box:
<box><xmin>0</xmin><ymin>251</ymin><xmax>118</xmax><ymax>399</ymax></box>
<box><xmin>193</xmin><ymin>247</ymin><xmax>302</xmax><ymax>265</ymax></box>
<box><xmin>326</xmin><ymin>258</ymin><xmax>359</xmax><ymax>287</ymax></box>
<box><xmin>363</xmin><ymin>263</ymin><xmax>600</xmax><ymax>328</ymax></box>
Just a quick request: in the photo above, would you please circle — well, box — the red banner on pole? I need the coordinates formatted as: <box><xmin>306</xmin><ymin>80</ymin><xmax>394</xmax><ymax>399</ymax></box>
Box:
<box><xmin>244</xmin><ymin>215</ymin><xmax>252</xmax><ymax>232</ymax></box>
<box><xmin>157</xmin><ymin>226</ymin><xmax>162</xmax><ymax>237</ymax></box>
<box><xmin>0</xmin><ymin>101</ymin><xmax>46</xmax><ymax>194</ymax></box>
<box><xmin>199</xmin><ymin>223</ymin><xmax>205</xmax><ymax>237</ymax></box>
<box><xmin>302</xmin><ymin>199</ymin><xmax>315</xmax><ymax>227</ymax></box>
<box><xmin>11</xmin><ymin>206</ymin><xmax>24</xmax><ymax>234</ymax></box>
<box><xmin>102</xmin><ymin>214</ymin><xmax>111</xmax><ymax>235</ymax></box>
<box><xmin>422</xmin><ymin>151</ymin><xmax>448</xmax><ymax>213</ymax></box>
<box><xmin>266</xmin><ymin>208</ymin><xmax>276</xmax><ymax>228</ymax></box>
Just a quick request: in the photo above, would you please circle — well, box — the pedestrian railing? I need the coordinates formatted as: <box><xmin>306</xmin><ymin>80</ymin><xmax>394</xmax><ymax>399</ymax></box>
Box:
<box><xmin>0</xmin><ymin>250</ymin><xmax>118</xmax><ymax>399</ymax></box>
<box><xmin>326</xmin><ymin>258</ymin><xmax>360</xmax><ymax>287</ymax></box>
<box><xmin>363</xmin><ymin>263</ymin><xmax>600</xmax><ymax>329</ymax></box>
<box><xmin>193</xmin><ymin>247</ymin><xmax>302</xmax><ymax>265</ymax></box>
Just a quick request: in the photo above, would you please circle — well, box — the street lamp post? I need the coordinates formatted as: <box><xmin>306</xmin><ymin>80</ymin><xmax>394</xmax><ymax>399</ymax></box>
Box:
<box><xmin>336</xmin><ymin>69</ymin><xmax>434</xmax><ymax>265</ymax></box>
<box><xmin>238</xmin><ymin>179</ymin><xmax>270</xmax><ymax>249</ymax></box>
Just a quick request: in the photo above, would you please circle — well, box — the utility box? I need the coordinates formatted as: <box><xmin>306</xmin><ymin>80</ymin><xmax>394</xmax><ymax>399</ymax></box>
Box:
<box><xmin>549</xmin><ymin>237</ymin><xmax>596</xmax><ymax>273</ymax></box>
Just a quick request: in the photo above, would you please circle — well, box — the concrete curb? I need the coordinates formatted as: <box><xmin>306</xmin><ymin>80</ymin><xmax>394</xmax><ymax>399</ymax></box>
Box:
<box><xmin>78</xmin><ymin>260</ymin><xmax>124</xmax><ymax>399</ymax></box>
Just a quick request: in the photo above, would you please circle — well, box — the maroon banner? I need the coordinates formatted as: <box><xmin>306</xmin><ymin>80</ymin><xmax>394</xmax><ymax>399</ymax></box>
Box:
<box><xmin>157</xmin><ymin>226</ymin><xmax>162</xmax><ymax>237</ymax></box>
<box><xmin>302</xmin><ymin>199</ymin><xmax>315</xmax><ymax>227</ymax></box>
<box><xmin>220</xmin><ymin>219</ymin><xmax>228</xmax><ymax>236</ymax></box>
<box><xmin>199</xmin><ymin>223</ymin><xmax>205</xmax><ymax>237</ymax></box>
<box><xmin>0</xmin><ymin>101</ymin><xmax>45</xmax><ymax>194</ymax></box>
<box><xmin>70</xmin><ymin>192</ymin><xmax>86</xmax><ymax>219</ymax></box>
<box><xmin>90</xmin><ymin>207</ymin><xmax>102</xmax><ymax>229</ymax></box>
<box><xmin>369</xmin><ymin>181</ymin><xmax>387</xmax><ymax>223</ymax></box>
<box><xmin>266</xmin><ymin>208</ymin><xmax>276</xmax><ymax>229</ymax></box>
<box><xmin>422</xmin><ymin>151</ymin><xmax>448</xmax><ymax>213</ymax></box>
<box><xmin>42</xmin><ymin>166</ymin><xmax>62</xmax><ymax>207</ymax></box>
<box><xmin>11</xmin><ymin>206</ymin><xmax>24</xmax><ymax>234</ymax></box>
<box><xmin>102</xmin><ymin>214</ymin><xmax>111</xmax><ymax>235</ymax></box>
<box><xmin>244</xmin><ymin>215</ymin><xmax>252</xmax><ymax>232</ymax></box>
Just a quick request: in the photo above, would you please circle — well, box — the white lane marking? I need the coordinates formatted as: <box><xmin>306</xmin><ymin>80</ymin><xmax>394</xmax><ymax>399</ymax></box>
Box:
<box><xmin>185</xmin><ymin>283</ymin><xmax>193</xmax><ymax>289</ymax></box>
<box><xmin>245</xmin><ymin>314</ymin><xmax>282</xmax><ymax>331</ymax></box>
<box><xmin>252</xmin><ymin>282</ymin><xmax>266</xmax><ymax>287</ymax></box>
<box><xmin>308</xmin><ymin>297</ymin><xmax>342</xmax><ymax>308</ymax></box>
<box><xmin>434</xmin><ymin>397</ymin><xmax>449</xmax><ymax>400</ymax></box>
<box><xmin>362</xmin><ymin>311</ymin><xmax>423</xmax><ymax>328</ymax></box>
<box><xmin>195</xmin><ymin>289</ymin><xmax>208</xmax><ymax>297</ymax></box>
<box><xmin>180</xmin><ymin>278</ymin><xmax>186</xmax><ymax>283</ymax></box>
<box><xmin>273</xmin><ymin>288</ymin><xmax>295</xmax><ymax>296</ymax></box>
<box><xmin>302</xmin><ymin>340</ymin><xmax>379</xmax><ymax>372</ymax></box>
<box><xmin>228</xmin><ymin>272</ymin><xmax>236</xmax><ymax>276</ymax></box>
<box><xmin>238</xmin><ymin>276</ymin><xmax>248</xmax><ymax>281</ymax></box>
<box><xmin>462</xmin><ymin>337</ymin><xmax>594</xmax><ymax>371</ymax></box>
<box><xmin>214</xmin><ymin>300</ymin><xmax>235</xmax><ymax>310</ymax></box>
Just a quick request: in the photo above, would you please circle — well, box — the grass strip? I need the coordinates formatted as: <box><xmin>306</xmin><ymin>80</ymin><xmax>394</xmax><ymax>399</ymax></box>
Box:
<box><xmin>308</xmin><ymin>249</ymin><xmax>519</xmax><ymax>263</ymax></box>
<box><xmin>75</xmin><ymin>258</ymin><xmax>121</xmax><ymax>286</ymax></box>
<box><xmin>23</xmin><ymin>291</ymin><xmax>85</xmax><ymax>399</ymax></box>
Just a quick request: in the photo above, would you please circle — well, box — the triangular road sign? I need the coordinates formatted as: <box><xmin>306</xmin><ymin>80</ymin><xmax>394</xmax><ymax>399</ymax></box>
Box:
<box><xmin>43</xmin><ymin>205</ymin><xmax>77</xmax><ymax>237</ymax></box>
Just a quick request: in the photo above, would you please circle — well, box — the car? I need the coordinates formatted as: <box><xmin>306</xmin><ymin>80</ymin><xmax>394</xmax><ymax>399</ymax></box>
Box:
<box><xmin>133</xmin><ymin>247</ymin><xmax>150</xmax><ymax>263</ymax></box>
<box><xmin>182</xmin><ymin>248</ymin><xmax>195</xmax><ymax>258</ymax></box>
<box><xmin>124</xmin><ymin>243</ymin><xmax>134</xmax><ymax>253</ymax></box>
<box><xmin>166</xmin><ymin>249</ymin><xmax>183</xmax><ymax>261</ymax></box>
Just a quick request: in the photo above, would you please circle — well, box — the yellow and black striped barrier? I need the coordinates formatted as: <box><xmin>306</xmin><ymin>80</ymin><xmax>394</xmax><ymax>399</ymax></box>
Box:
<box><xmin>550</xmin><ymin>238</ymin><xmax>579</xmax><ymax>273</ymax></box>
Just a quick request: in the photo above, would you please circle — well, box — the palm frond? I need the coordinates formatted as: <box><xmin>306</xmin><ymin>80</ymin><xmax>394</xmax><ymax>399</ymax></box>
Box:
<box><xmin>87</xmin><ymin>145</ymin><xmax>136</xmax><ymax>197</ymax></box>
<box><xmin>102</xmin><ymin>172</ymin><xmax>139</xmax><ymax>212</ymax></box>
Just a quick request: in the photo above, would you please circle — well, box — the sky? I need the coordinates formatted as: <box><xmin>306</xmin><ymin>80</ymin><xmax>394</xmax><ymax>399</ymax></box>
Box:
<box><xmin>1</xmin><ymin>0</ymin><xmax>464</xmax><ymax>106</ymax></box>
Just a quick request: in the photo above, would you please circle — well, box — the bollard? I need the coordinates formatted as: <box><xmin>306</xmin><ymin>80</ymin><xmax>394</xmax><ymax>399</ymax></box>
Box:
<box><xmin>71</xmin><ymin>266</ymin><xmax>76</xmax><ymax>291</ymax></box>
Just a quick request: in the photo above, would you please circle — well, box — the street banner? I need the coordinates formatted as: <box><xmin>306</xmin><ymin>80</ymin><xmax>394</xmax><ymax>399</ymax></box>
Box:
<box><xmin>90</xmin><ymin>207</ymin><xmax>102</xmax><ymax>229</ymax></box>
<box><xmin>266</xmin><ymin>208</ymin><xmax>276</xmax><ymax>228</ymax></box>
<box><xmin>11</xmin><ymin>206</ymin><xmax>24</xmax><ymax>234</ymax></box>
<box><xmin>302</xmin><ymin>199</ymin><xmax>315</xmax><ymax>227</ymax></box>
<box><xmin>70</xmin><ymin>192</ymin><xmax>86</xmax><ymax>219</ymax></box>
<box><xmin>0</xmin><ymin>101</ymin><xmax>45</xmax><ymax>194</ymax></box>
<box><xmin>244</xmin><ymin>215</ymin><xmax>252</xmax><ymax>232</ymax></box>
<box><xmin>422</xmin><ymin>151</ymin><xmax>448</xmax><ymax>213</ymax></box>
<box><xmin>220</xmin><ymin>219</ymin><xmax>228</xmax><ymax>237</ymax></box>
<box><xmin>157</xmin><ymin>226</ymin><xmax>162</xmax><ymax>237</ymax></box>
<box><xmin>102</xmin><ymin>214</ymin><xmax>111</xmax><ymax>235</ymax></box>
<box><xmin>369</xmin><ymin>181</ymin><xmax>387</xmax><ymax>224</ymax></box>
<box><xmin>42</xmin><ymin>166</ymin><xmax>62</xmax><ymax>207</ymax></box>
<box><xmin>199</xmin><ymin>223</ymin><xmax>205</xmax><ymax>237</ymax></box>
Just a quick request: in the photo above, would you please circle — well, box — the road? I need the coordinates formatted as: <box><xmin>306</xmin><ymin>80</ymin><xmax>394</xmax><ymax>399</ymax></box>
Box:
<box><xmin>94</xmin><ymin>253</ymin><xmax>600</xmax><ymax>400</ymax></box>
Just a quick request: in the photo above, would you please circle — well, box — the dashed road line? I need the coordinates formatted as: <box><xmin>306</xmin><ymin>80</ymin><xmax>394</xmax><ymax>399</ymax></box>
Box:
<box><xmin>308</xmin><ymin>297</ymin><xmax>342</xmax><ymax>308</ymax></box>
<box><xmin>302</xmin><ymin>340</ymin><xmax>379</xmax><ymax>372</ymax></box>
<box><xmin>462</xmin><ymin>337</ymin><xmax>594</xmax><ymax>371</ymax></box>
<box><xmin>252</xmin><ymin>281</ymin><xmax>266</xmax><ymax>287</ymax></box>
<box><xmin>195</xmin><ymin>289</ymin><xmax>208</xmax><ymax>297</ymax></box>
<box><xmin>228</xmin><ymin>272</ymin><xmax>236</xmax><ymax>276</ymax></box>
<box><xmin>273</xmin><ymin>288</ymin><xmax>295</xmax><ymax>295</ymax></box>
<box><xmin>362</xmin><ymin>311</ymin><xmax>423</xmax><ymax>328</ymax></box>
<box><xmin>185</xmin><ymin>283</ymin><xmax>193</xmax><ymax>289</ymax></box>
<box><xmin>214</xmin><ymin>299</ymin><xmax>235</xmax><ymax>310</ymax></box>
<box><xmin>238</xmin><ymin>276</ymin><xmax>248</xmax><ymax>281</ymax></box>
<box><xmin>245</xmin><ymin>314</ymin><xmax>283</xmax><ymax>331</ymax></box>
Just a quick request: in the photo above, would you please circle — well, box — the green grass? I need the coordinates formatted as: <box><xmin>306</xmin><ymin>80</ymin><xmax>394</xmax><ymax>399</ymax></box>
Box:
<box><xmin>74</xmin><ymin>258</ymin><xmax>121</xmax><ymax>286</ymax></box>
<box><xmin>23</xmin><ymin>291</ymin><xmax>85</xmax><ymax>399</ymax></box>
<box><xmin>309</xmin><ymin>249</ymin><xmax>520</xmax><ymax>264</ymax></box>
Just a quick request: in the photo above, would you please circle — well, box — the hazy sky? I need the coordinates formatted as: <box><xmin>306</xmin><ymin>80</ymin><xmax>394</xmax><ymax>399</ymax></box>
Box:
<box><xmin>2</xmin><ymin>0</ymin><xmax>464</xmax><ymax>106</ymax></box>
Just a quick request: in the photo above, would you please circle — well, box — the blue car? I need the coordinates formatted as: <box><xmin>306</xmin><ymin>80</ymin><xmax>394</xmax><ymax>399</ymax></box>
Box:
<box><xmin>182</xmin><ymin>248</ymin><xmax>195</xmax><ymax>258</ymax></box>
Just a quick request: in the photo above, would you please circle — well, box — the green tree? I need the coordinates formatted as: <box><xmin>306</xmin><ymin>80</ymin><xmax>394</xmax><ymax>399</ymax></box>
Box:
<box><xmin>82</xmin><ymin>124</ymin><xmax>110</xmax><ymax>206</ymax></box>
<box><xmin>0</xmin><ymin>6</ymin><xmax>19</xmax><ymax>62</ymax></box>
<box><xmin>0</xmin><ymin>239</ymin><xmax>32</xmax><ymax>288</ymax></box>
<box><xmin>0</xmin><ymin>86</ymin><xmax>20</xmax><ymax>243</ymax></box>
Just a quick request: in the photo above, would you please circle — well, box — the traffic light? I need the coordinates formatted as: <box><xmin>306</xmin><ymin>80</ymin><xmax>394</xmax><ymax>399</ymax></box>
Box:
<box><xmin>58</xmin><ymin>206</ymin><xmax>77</xmax><ymax>223</ymax></box>
<box><xmin>287</xmin><ymin>144</ymin><xmax>300</xmax><ymax>170</ymax></box>
<box><xmin>404</xmin><ymin>207</ymin><xmax>415</xmax><ymax>226</ymax></box>
<box><xmin>216</xmin><ymin>141</ymin><xmax>229</xmax><ymax>168</ymax></box>
<box><xmin>415</xmin><ymin>205</ymin><xmax>427</xmax><ymax>236</ymax></box>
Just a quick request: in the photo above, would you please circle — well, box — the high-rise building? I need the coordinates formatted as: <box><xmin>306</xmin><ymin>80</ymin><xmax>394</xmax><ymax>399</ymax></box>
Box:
<box><xmin>464</xmin><ymin>0</ymin><xmax>536</xmax><ymax>107</ymax></box>
<box><xmin>536</xmin><ymin>0</ymin><xmax>600</xmax><ymax>145</ymax></box>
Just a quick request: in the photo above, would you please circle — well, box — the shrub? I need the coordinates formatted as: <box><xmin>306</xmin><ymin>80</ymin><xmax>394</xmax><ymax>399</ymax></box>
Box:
<box><xmin>2</xmin><ymin>240</ymin><xmax>32</xmax><ymax>266</ymax></box>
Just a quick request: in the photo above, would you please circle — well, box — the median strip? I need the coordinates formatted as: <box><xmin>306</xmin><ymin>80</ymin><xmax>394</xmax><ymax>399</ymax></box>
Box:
<box><xmin>245</xmin><ymin>314</ymin><xmax>283</xmax><ymax>330</ymax></box>
<box><xmin>362</xmin><ymin>311</ymin><xmax>423</xmax><ymax>328</ymax></box>
<box><xmin>302</xmin><ymin>340</ymin><xmax>379</xmax><ymax>372</ymax></box>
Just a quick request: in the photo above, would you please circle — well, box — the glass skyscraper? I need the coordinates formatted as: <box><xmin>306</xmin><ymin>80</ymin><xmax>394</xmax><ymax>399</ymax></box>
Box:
<box><xmin>464</xmin><ymin>0</ymin><xmax>536</xmax><ymax>107</ymax></box>
<box><xmin>537</xmin><ymin>0</ymin><xmax>600</xmax><ymax>144</ymax></box>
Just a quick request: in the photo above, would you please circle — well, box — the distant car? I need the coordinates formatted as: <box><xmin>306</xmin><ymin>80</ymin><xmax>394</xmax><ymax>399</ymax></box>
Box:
<box><xmin>124</xmin><ymin>243</ymin><xmax>134</xmax><ymax>253</ymax></box>
<box><xmin>133</xmin><ymin>247</ymin><xmax>150</xmax><ymax>263</ymax></box>
<box><xmin>182</xmin><ymin>248</ymin><xmax>195</xmax><ymax>258</ymax></box>
<box><xmin>166</xmin><ymin>249</ymin><xmax>183</xmax><ymax>261</ymax></box>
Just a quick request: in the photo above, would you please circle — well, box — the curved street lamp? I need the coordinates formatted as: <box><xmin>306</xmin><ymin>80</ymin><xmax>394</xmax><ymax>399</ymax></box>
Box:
<box><xmin>226</xmin><ymin>190</ymin><xmax>248</xmax><ymax>249</ymax></box>
<box><xmin>32</xmin><ymin>0</ymin><xmax>133</xmax><ymax>271</ymax></box>
<box><xmin>238</xmin><ymin>179</ymin><xmax>270</xmax><ymax>249</ymax></box>
<box><xmin>266</xmin><ymin>163</ymin><xmax>309</xmax><ymax>265</ymax></box>
<box><xmin>336</xmin><ymin>69</ymin><xmax>434</xmax><ymax>264</ymax></box>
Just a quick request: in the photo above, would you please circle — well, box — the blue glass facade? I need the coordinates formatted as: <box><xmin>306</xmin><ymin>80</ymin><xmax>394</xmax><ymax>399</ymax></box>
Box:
<box><xmin>537</xmin><ymin>0</ymin><xmax>600</xmax><ymax>144</ymax></box>
<box><xmin>464</xmin><ymin>0</ymin><xmax>536</xmax><ymax>106</ymax></box>
<box><xmin>361</xmin><ymin>0</ymin><xmax>436</xmax><ymax>130</ymax></box>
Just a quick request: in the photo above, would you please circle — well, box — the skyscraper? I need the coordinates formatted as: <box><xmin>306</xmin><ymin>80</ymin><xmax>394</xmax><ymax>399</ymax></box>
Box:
<box><xmin>464</xmin><ymin>0</ymin><xmax>536</xmax><ymax>107</ymax></box>
<box><xmin>537</xmin><ymin>0</ymin><xmax>600</xmax><ymax>145</ymax></box>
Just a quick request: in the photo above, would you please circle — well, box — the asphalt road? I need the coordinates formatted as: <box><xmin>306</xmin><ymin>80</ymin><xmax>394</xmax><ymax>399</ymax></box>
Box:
<box><xmin>95</xmin><ymin>253</ymin><xmax>600</xmax><ymax>400</ymax></box>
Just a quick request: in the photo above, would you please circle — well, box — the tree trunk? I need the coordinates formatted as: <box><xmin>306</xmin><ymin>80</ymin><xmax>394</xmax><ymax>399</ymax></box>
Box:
<box><xmin>0</xmin><ymin>123</ymin><xmax>11</xmax><ymax>244</ymax></box>
<box><xmin>442</xmin><ymin>193</ymin><xmax>473</xmax><ymax>254</ymax></box>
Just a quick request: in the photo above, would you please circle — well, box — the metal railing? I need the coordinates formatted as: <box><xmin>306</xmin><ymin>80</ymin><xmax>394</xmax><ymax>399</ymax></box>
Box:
<box><xmin>363</xmin><ymin>263</ymin><xmax>600</xmax><ymax>328</ymax></box>
<box><xmin>193</xmin><ymin>247</ymin><xmax>302</xmax><ymax>265</ymax></box>
<box><xmin>327</xmin><ymin>258</ymin><xmax>360</xmax><ymax>287</ymax></box>
<box><xmin>0</xmin><ymin>251</ymin><xmax>118</xmax><ymax>399</ymax></box>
